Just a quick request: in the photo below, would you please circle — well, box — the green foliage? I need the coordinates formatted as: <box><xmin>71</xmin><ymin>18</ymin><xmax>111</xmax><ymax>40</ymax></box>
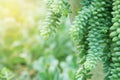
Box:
<box><xmin>3</xmin><ymin>0</ymin><xmax>120</xmax><ymax>80</ymax></box>
<box><xmin>109</xmin><ymin>0</ymin><xmax>120</xmax><ymax>80</ymax></box>
<box><xmin>40</xmin><ymin>0</ymin><xmax>118</xmax><ymax>80</ymax></box>
<box><xmin>83</xmin><ymin>1</ymin><xmax>112</xmax><ymax>79</ymax></box>
<box><xmin>40</xmin><ymin>0</ymin><xmax>70</xmax><ymax>39</ymax></box>
<box><xmin>69</xmin><ymin>0</ymin><xmax>118</xmax><ymax>80</ymax></box>
<box><xmin>80</xmin><ymin>0</ymin><xmax>93</xmax><ymax>6</ymax></box>
<box><xmin>70</xmin><ymin>0</ymin><xmax>112</xmax><ymax>79</ymax></box>
<box><xmin>69</xmin><ymin>3</ymin><xmax>93</xmax><ymax>65</ymax></box>
<box><xmin>32</xmin><ymin>55</ymin><xmax>77</xmax><ymax>80</ymax></box>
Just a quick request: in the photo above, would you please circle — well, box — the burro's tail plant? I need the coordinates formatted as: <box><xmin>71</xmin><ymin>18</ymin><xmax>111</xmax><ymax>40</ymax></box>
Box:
<box><xmin>40</xmin><ymin>0</ymin><xmax>120</xmax><ymax>80</ymax></box>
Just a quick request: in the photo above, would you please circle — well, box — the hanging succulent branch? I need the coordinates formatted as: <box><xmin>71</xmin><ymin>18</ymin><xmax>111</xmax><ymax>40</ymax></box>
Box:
<box><xmin>109</xmin><ymin>0</ymin><xmax>120</xmax><ymax>80</ymax></box>
<box><xmin>40</xmin><ymin>0</ymin><xmax>70</xmax><ymax>39</ymax></box>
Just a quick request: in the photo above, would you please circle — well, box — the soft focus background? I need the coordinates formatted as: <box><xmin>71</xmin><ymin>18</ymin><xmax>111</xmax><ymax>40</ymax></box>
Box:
<box><xmin>0</xmin><ymin>0</ymin><xmax>78</xmax><ymax>80</ymax></box>
<box><xmin>0</xmin><ymin>0</ymin><xmax>104</xmax><ymax>80</ymax></box>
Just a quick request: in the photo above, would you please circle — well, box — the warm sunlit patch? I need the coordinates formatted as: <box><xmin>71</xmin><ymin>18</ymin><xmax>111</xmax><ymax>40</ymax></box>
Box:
<box><xmin>0</xmin><ymin>0</ymin><xmax>35</xmax><ymax>46</ymax></box>
<box><xmin>0</xmin><ymin>0</ymin><xmax>36</xmax><ymax>22</ymax></box>
<box><xmin>0</xmin><ymin>0</ymin><xmax>47</xmax><ymax>49</ymax></box>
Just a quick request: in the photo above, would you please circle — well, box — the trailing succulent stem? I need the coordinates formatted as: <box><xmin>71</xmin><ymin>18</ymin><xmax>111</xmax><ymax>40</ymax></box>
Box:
<box><xmin>40</xmin><ymin>0</ymin><xmax>70</xmax><ymax>39</ymax></box>
<box><xmin>109</xmin><ymin>0</ymin><xmax>120</xmax><ymax>80</ymax></box>
<box><xmin>69</xmin><ymin>4</ymin><xmax>93</xmax><ymax>65</ymax></box>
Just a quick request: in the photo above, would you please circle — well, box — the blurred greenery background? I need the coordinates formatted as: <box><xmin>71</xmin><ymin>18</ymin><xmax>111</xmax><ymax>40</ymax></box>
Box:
<box><xmin>0</xmin><ymin>0</ymin><xmax>104</xmax><ymax>80</ymax></box>
<box><xmin>0</xmin><ymin>0</ymin><xmax>78</xmax><ymax>80</ymax></box>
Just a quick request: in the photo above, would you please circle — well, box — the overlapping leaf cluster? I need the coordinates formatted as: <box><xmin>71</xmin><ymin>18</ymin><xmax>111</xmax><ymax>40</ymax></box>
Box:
<box><xmin>70</xmin><ymin>0</ymin><xmax>112</xmax><ymax>80</ymax></box>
